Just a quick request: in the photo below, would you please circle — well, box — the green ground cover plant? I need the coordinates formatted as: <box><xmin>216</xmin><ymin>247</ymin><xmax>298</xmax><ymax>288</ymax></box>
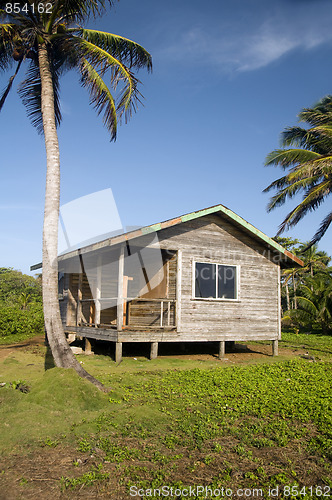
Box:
<box><xmin>0</xmin><ymin>332</ymin><xmax>331</xmax><ymax>498</ymax></box>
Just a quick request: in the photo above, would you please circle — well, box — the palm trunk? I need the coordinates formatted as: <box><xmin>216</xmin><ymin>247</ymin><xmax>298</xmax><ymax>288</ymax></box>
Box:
<box><xmin>292</xmin><ymin>273</ymin><xmax>297</xmax><ymax>310</ymax></box>
<box><xmin>38</xmin><ymin>43</ymin><xmax>105</xmax><ymax>391</ymax></box>
<box><xmin>285</xmin><ymin>281</ymin><xmax>290</xmax><ymax>311</ymax></box>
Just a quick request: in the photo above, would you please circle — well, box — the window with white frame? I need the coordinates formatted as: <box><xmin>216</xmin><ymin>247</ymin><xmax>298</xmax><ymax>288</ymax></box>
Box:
<box><xmin>194</xmin><ymin>262</ymin><xmax>238</xmax><ymax>300</ymax></box>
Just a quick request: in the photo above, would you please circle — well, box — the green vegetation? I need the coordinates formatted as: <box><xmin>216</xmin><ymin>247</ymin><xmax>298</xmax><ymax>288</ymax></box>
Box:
<box><xmin>0</xmin><ymin>332</ymin><xmax>331</xmax><ymax>498</ymax></box>
<box><xmin>0</xmin><ymin>268</ymin><xmax>44</xmax><ymax>343</ymax></box>
<box><xmin>265</xmin><ymin>95</ymin><xmax>332</xmax><ymax>247</ymax></box>
<box><xmin>0</xmin><ymin>268</ymin><xmax>41</xmax><ymax>306</ymax></box>
<box><xmin>275</xmin><ymin>239</ymin><xmax>332</xmax><ymax>334</ymax></box>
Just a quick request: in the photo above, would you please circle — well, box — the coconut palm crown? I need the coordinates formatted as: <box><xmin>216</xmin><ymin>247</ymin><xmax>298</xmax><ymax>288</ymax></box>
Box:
<box><xmin>0</xmin><ymin>0</ymin><xmax>152</xmax><ymax>137</ymax></box>
<box><xmin>0</xmin><ymin>0</ymin><xmax>152</xmax><ymax>390</ymax></box>
<box><xmin>264</xmin><ymin>96</ymin><xmax>332</xmax><ymax>248</ymax></box>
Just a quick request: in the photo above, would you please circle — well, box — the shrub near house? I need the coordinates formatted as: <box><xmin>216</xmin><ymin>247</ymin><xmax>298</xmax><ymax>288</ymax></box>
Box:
<box><xmin>0</xmin><ymin>268</ymin><xmax>44</xmax><ymax>341</ymax></box>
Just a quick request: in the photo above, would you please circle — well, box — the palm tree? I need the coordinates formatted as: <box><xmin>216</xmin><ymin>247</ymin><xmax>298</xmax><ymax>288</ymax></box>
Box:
<box><xmin>274</xmin><ymin>237</ymin><xmax>300</xmax><ymax>311</ymax></box>
<box><xmin>284</xmin><ymin>273</ymin><xmax>332</xmax><ymax>334</ymax></box>
<box><xmin>0</xmin><ymin>0</ymin><xmax>152</xmax><ymax>390</ymax></box>
<box><xmin>297</xmin><ymin>242</ymin><xmax>330</xmax><ymax>277</ymax></box>
<box><xmin>264</xmin><ymin>95</ymin><xmax>332</xmax><ymax>248</ymax></box>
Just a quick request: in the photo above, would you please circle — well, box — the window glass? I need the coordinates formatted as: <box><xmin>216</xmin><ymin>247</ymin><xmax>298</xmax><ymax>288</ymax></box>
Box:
<box><xmin>218</xmin><ymin>265</ymin><xmax>236</xmax><ymax>299</ymax></box>
<box><xmin>194</xmin><ymin>262</ymin><xmax>237</xmax><ymax>299</ymax></box>
<box><xmin>195</xmin><ymin>262</ymin><xmax>216</xmax><ymax>298</ymax></box>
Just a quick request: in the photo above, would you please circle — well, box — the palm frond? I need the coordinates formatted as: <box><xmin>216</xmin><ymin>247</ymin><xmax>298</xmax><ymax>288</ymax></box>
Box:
<box><xmin>311</xmin><ymin>124</ymin><xmax>332</xmax><ymax>139</ymax></box>
<box><xmin>0</xmin><ymin>23</ymin><xmax>16</xmax><ymax>71</ymax></box>
<box><xmin>306</xmin><ymin>212</ymin><xmax>332</xmax><ymax>249</ymax></box>
<box><xmin>284</xmin><ymin>159</ymin><xmax>330</xmax><ymax>183</ymax></box>
<box><xmin>18</xmin><ymin>58</ymin><xmax>61</xmax><ymax>133</ymax></box>
<box><xmin>299</xmin><ymin>96</ymin><xmax>332</xmax><ymax>126</ymax></box>
<box><xmin>295</xmin><ymin>295</ymin><xmax>318</xmax><ymax>315</ymax></box>
<box><xmin>282</xmin><ymin>126</ymin><xmax>319</xmax><ymax>149</ymax></box>
<box><xmin>78</xmin><ymin>28</ymin><xmax>152</xmax><ymax>70</ymax></box>
<box><xmin>46</xmin><ymin>0</ymin><xmax>115</xmax><ymax>29</ymax></box>
<box><xmin>264</xmin><ymin>175</ymin><xmax>317</xmax><ymax>208</ymax></box>
<box><xmin>264</xmin><ymin>148</ymin><xmax>320</xmax><ymax>169</ymax></box>
<box><xmin>0</xmin><ymin>58</ymin><xmax>22</xmax><ymax>110</ymax></box>
<box><xmin>276</xmin><ymin>179</ymin><xmax>331</xmax><ymax>233</ymax></box>
<box><xmin>282</xmin><ymin>126</ymin><xmax>332</xmax><ymax>155</ymax></box>
<box><xmin>79</xmin><ymin>57</ymin><xmax>117</xmax><ymax>140</ymax></box>
<box><xmin>74</xmin><ymin>36</ymin><xmax>142</xmax><ymax>120</ymax></box>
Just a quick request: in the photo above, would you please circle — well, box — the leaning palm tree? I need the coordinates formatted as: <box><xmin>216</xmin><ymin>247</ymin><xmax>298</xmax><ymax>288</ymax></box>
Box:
<box><xmin>264</xmin><ymin>96</ymin><xmax>332</xmax><ymax>248</ymax></box>
<box><xmin>0</xmin><ymin>0</ymin><xmax>152</xmax><ymax>390</ymax></box>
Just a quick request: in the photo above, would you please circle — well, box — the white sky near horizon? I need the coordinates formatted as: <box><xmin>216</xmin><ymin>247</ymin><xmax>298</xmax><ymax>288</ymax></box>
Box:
<box><xmin>1</xmin><ymin>0</ymin><xmax>332</xmax><ymax>274</ymax></box>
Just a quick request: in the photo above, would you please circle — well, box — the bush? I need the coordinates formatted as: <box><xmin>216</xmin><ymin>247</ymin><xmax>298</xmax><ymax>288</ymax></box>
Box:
<box><xmin>0</xmin><ymin>303</ymin><xmax>44</xmax><ymax>339</ymax></box>
<box><xmin>0</xmin><ymin>268</ymin><xmax>42</xmax><ymax>306</ymax></box>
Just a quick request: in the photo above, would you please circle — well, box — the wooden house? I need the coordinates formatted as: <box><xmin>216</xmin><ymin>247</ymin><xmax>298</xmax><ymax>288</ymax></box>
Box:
<box><xmin>52</xmin><ymin>204</ymin><xmax>302</xmax><ymax>361</ymax></box>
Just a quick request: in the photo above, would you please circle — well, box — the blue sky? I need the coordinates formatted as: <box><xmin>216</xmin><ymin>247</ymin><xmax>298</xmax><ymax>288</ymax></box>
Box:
<box><xmin>2</xmin><ymin>0</ymin><xmax>332</xmax><ymax>274</ymax></box>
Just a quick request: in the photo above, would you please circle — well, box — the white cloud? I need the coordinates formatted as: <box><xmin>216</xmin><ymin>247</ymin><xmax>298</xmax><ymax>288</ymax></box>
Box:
<box><xmin>158</xmin><ymin>3</ymin><xmax>332</xmax><ymax>74</ymax></box>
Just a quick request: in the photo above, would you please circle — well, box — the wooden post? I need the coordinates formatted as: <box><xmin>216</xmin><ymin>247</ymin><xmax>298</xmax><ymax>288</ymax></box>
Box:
<box><xmin>272</xmin><ymin>339</ymin><xmax>278</xmax><ymax>356</ymax></box>
<box><xmin>122</xmin><ymin>276</ymin><xmax>133</xmax><ymax>326</ymax></box>
<box><xmin>117</xmin><ymin>245</ymin><xmax>124</xmax><ymax>331</ymax></box>
<box><xmin>176</xmin><ymin>250</ymin><xmax>182</xmax><ymax>331</ymax></box>
<box><xmin>160</xmin><ymin>301</ymin><xmax>163</xmax><ymax>327</ymax></box>
<box><xmin>219</xmin><ymin>341</ymin><xmax>225</xmax><ymax>359</ymax></box>
<box><xmin>95</xmin><ymin>255</ymin><xmax>102</xmax><ymax>327</ymax></box>
<box><xmin>167</xmin><ymin>301</ymin><xmax>171</xmax><ymax>326</ymax></box>
<box><xmin>77</xmin><ymin>272</ymin><xmax>82</xmax><ymax>326</ymax></box>
<box><xmin>277</xmin><ymin>265</ymin><xmax>281</xmax><ymax>340</ymax></box>
<box><xmin>150</xmin><ymin>342</ymin><xmax>158</xmax><ymax>360</ymax></box>
<box><xmin>115</xmin><ymin>342</ymin><xmax>122</xmax><ymax>363</ymax></box>
<box><xmin>85</xmin><ymin>337</ymin><xmax>93</xmax><ymax>355</ymax></box>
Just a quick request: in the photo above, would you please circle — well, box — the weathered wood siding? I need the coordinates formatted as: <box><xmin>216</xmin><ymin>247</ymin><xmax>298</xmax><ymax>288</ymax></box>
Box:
<box><xmin>154</xmin><ymin>213</ymin><xmax>280</xmax><ymax>342</ymax></box>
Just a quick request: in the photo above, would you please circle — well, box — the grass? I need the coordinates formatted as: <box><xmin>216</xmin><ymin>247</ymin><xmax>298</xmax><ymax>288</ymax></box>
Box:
<box><xmin>0</xmin><ymin>330</ymin><xmax>41</xmax><ymax>345</ymax></box>
<box><xmin>0</xmin><ymin>332</ymin><xmax>331</xmax><ymax>499</ymax></box>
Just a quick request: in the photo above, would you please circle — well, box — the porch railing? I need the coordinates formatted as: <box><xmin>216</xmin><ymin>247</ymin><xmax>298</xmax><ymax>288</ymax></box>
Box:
<box><xmin>77</xmin><ymin>297</ymin><xmax>176</xmax><ymax>329</ymax></box>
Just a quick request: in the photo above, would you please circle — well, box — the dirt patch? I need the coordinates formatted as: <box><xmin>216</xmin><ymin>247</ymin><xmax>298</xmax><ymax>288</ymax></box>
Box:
<box><xmin>0</xmin><ymin>336</ymin><xmax>308</xmax><ymax>366</ymax></box>
<box><xmin>0</xmin><ymin>336</ymin><xmax>308</xmax><ymax>364</ymax></box>
<box><xmin>0</xmin><ymin>431</ymin><xmax>327</xmax><ymax>500</ymax></box>
<box><xmin>0</xmin><ymin>336</ymin><xmax>45</xmax><ymax>361</ymax></box>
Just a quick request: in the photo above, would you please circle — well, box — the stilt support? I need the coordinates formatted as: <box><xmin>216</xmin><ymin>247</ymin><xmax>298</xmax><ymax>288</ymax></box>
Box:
<box><xmin>219</xmin><ymin>341</ymin><xmax>225</xmax><ymax>359</ymax></box>
<box><xmin>150</xmin><ymin>342</ymin><xmax>158</xmax><ymax>360</ymax></box>
<box><xmin>67</xmin><ymin>333</ymin><xmax>76</xmax><ymax>344</ymax></box>
<box><xmin>85</xmin><ymin>337</ymin><xmax>93</xmax><ymax>355</ymax></box>
<box><xmin>272</xmin><ymin>339</ymin><xmax>278</xmax><ymax>357</ymax></box>
<box><xmin>115</xmin><ymin>342</ymin><xmax>123</xmax><ymax>363</ymax></box>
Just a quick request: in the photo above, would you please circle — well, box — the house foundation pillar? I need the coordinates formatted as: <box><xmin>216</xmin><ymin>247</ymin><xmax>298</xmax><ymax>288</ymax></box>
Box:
<box><xmin>150</xmin><ymin>342</ymin><xmax>158</xmax><ymax>360</ymax></box>
<box><xmin>218</xmin><ymin>341</ymin><xmax>225</xmax><ymax>359</ymax></box>
<box><xmin>84</xmin><ymin>337</ymin><xmax>93</xmax><ymax>355</ymax></box>
<box><xmin>115</xmin><ymin>342</ymin><xmax>122</xmax><ymax>363</ymax></box>
<box><xmin>272</xmin><ymin>339</ymin><xmax>278</xmax><ymax>356</ymax></box>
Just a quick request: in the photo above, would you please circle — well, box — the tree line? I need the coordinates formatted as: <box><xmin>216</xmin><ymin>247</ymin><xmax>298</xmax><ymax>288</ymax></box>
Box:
<box><xmin>275</xmin><ymin>239</ymin><xmax>332</xmax><ymax>334</ymax></box>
